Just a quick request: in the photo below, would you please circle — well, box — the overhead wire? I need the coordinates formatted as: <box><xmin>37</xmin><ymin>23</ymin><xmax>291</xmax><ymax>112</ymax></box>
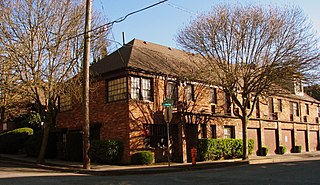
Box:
<box><xmin>61</xmin><ymin>0</ymin><xmax>168</xmax><ymax>44</ymax></box>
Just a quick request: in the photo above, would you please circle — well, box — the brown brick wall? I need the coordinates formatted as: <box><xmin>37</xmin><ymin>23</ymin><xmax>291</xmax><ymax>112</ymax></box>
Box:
<box><xmin>57</xmin><ymin>74</ymin><xmax>320</xmax><ymax>163</ymax></box>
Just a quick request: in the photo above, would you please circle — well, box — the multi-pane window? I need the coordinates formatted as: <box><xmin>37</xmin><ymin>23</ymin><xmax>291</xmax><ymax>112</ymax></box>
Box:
<box><xmin>130</xmin><ymin>76</ymin><xmax>152</xmax><ymax>101</ymax></box>
<box><xmin>142</xmin><ymin>78</ymin><xmax>152</xmax><ymax>100</ymax></box>
<box><xmin>210</xmin><ymin>88</ymin><xmax>217</xmax><ymax>104</ymax></box>
<box><xmin>305</xmin><ymin>104</ymin><xmax>309</xmax><ymax>115</ymax></box>
<box><xmin>59</xmin><ymin>93</ymin><xmax>72</xmax><ymax>112</ymax></box>
<box><xmin>167</xmin><ymin>82</ymin><xmax>178</xmax><ymax>105</ymax></box>
<box><xmin>224</xmin><ymin>126</ymin><xmax>235</xmax><ymax>139</ymax></box>
<box><xmin>185</xmin><ymin>84</ymin><xmax>194</xmax><ymax>102</ymax></box>
<box><xmin>144</xmin><ymin>124</ymin><xmax>167</xmax><ymax>148</ymax></box>
<box><xmin>290</xmin><ymin>102</ymin><xmax>299</xmax><ymax>116</ymax></box>
<box><xmin>107</xmin><ymin>77</ymin><xmax>127</xmax><ymax>102</ymax></box>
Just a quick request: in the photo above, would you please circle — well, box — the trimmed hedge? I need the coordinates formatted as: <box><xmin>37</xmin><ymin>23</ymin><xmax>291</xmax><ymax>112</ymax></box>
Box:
<box><xmin>24</xmin><ymin>131</ymin><xmax>58</xmax><ymax>158</ymax></box>
<box><xmin>0</xmin><ymin>127</ymin><xmax>33</xmax><ymax>154</ymax></box>
<box><xmin>131</xmin><ymin>151</ymin><xmax>154</xmax><ymax>165</ymax></box>
<box><xmin>90</xmin><ymin>140</ymin><xmax>123</xmax><ymax>164</ymax></box>
<box><xmin>197</xmin><ymin>138</ymin><xmax>254</xmax><ymax>161</ymax></box>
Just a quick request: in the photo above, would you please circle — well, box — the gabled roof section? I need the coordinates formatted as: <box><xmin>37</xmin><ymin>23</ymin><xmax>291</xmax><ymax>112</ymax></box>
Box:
<box><xmin>90</xmin><ymin>39</ymin><xmax>198</xmax><ymax>77</ymax></box>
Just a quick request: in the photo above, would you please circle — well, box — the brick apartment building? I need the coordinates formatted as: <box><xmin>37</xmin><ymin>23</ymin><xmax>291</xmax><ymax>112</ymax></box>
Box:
<box><xmin>56</xmin><ymin>39</ymin><xmax>320</xmax><ymax>163</ymax></box>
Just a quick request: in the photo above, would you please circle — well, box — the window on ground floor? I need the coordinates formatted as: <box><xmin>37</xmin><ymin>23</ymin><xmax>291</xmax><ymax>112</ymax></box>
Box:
<box><xmin>211</xmin><ymin>125</ymin><xmax>217</xmax><ymax>139</ymax></box>
<box><xmin>144</xmin><ymin>124</ymin><xmax>167</xmax><ymax>148</ymax></box>
<box><xmin>224</xmin><ymin>126</ymin><xmax>235</xmax><ymax>139</ymax></box>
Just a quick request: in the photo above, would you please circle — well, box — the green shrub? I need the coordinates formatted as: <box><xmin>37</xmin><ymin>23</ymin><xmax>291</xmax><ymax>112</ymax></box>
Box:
<box><xmin>278</xmin><ymin>146</ymin><xmax>286</xmax><ymax>155</ymax></box>
<box><xmin>90</xmin><ymin>140</ymin><xmax>123</xmax><ymax>164</ymax></box>
<box><xmin>293</xmin><ymin>145</ymin><xmax>302</xmax><ymax>153</ymax></box>
<box><xmin>248</xmin><ymin>139</ymin><xmax>254</xmax><ymax>155</ymax></box>
<box><xmin>197</xmin><ymin>138</ymin><xmax>254</xmax><ymax>161</ymax></box>
<box><xmin>261</xmin><ymin>146</ymin><xmax>268</xmax><ymax>156</ymax></box>
<box><xmin>24</xmin><ymin>131</ymin><xmax>58</xmax><ymax>158</ymax></box>
<box><xmin>0</xmin><ymin>127</ymin><xmax>33</xmax><ymax>154</ymax></box>
<box><xmin>131</xmin><ymin>151</ymin><xmax>154</xmax><ymax>165</ymax></box>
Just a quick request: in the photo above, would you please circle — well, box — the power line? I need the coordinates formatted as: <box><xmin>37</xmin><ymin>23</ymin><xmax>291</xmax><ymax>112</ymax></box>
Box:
<box><xmin>62</xmin><ymin>0</ymin><xmax>168</xmax><ymax>43</ymax></box>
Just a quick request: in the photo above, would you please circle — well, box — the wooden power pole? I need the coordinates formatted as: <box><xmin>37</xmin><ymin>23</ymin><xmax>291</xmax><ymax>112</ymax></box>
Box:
<box><xmin>82</xmin><ymin>0</ymin><xmax>92</xmax><ymax>170</ymax></box>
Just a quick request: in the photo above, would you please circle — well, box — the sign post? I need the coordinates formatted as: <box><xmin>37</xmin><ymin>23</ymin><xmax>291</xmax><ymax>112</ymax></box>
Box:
<box><xmin>162</xmin><ymin>98</ymin><xmax>172</xmax><ymax>166</ymax></box>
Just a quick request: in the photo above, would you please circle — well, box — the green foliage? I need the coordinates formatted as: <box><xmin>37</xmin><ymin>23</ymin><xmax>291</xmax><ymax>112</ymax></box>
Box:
<box><xmin>293</xmin><ymin>145</ymin><xmax>302</xmax><ymax>153</ymax></box>
<box><xmin>24</xmin><ymin>131</ymin><xmax>58</xmax><ymax>158</ymax></box>
<box><xmin>24</xmin><ymin>112</ymin><xmax>42</xmax><ymax>128</ymax></box>
<box><xmin>278</xmin><ymin>146</ymin><xmax>286</xmax><ymax>154</ymax></box>
<box><xmin>248</xmin><ymin>139</ymin><xmax>254</xmax><ymax>155</ymax></box>
<box><xmin>261</xmin><ymin>146</ymin><xmax>268</xmax><ymax>156</ymax></box>
<box><xmin>131</xmin><ymin>151</ymin><xmax>154</xmax><ymax>165</ymax></box>
<box><xmin>90</xmin><ymin>140</ymin><xmax>123</xmax><ymax>164</ymax></box>
<box><xmin>197</xmin><ymin>138</ymin><xmax>254</xmax><ymax>161</ymax></box>
<box><xmin>0</xmin><ymin>127</ymin><xmax>33</xmax><ymax>154</ymax></box>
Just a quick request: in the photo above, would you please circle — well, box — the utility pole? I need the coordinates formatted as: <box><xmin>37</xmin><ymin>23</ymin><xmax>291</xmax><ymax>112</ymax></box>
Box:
<box><xmin>82</xmin><ymin>0</ymin><xmax>92</xmax><ymax>170</ymax></box>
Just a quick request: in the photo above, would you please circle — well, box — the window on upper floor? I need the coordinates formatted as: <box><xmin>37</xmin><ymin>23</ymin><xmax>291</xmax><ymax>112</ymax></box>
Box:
<box><xmin>225</xmin><ymin>92</ymin><xmax>232</xmax><ymax>116</ymax></box>
<box><xmin>256</xmin><ymin>98</ymin><xmax>260</xmax><ymax>118</ymax></box>
<box><xmin>167</xmin><ymin>81</ymin><xmax>178</xmax><ymax>106</ymax></box>
<box><xmin>185</xmin><ymin>84</ymin><xmax>194</xmax><ymax>102</ymax></box>
<box><xmin>268</xmin><ymin>97</ymin><xmax>275</xmax><ymax>119</ymax></box>
<box><xmin>305</xmin><ymin>104</ymin><xmax>309</xmax><ymax>115</ymax></box>
<box><xmin>59</xmin><ymin>93</ymin><xmax>72</xmax><ymax>112</ymax></box>
<box><xmin>277</xmin><ymin>99</ymin><xmax>282</xmax><ymax>112</ymax></box>
<box><xmin>130</xmin><ymin>76</ymin><xmax>152</xmax><ymax>101</ymax></box>
<box><xmin>290</xmin><ymin>102</ymin><xmax>299</xmax><ymax>117</ymax></box>
<box><xmin>106</xmin><ymin>77</ymin><xmax>127</xmax><ymax>102</ymax></box>
<box><xmin>210</xmin><ymin>88</ymin><xmax>217</xmax><ymax>104</ymax></box>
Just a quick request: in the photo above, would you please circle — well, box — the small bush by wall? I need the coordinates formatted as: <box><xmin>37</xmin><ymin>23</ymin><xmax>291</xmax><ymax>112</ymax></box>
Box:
<box><xmin>293</xmin><ymin>145</ymin><xmax>302</xmax><ymax>153</ymax></box>
<box><xmin>197</xmin><ymin>138</ymin><xmax>254</xmax><ymax>161</ymax></box>
<box><xmin>277</xmin><ymin>146</ymin><xmax>286</xmax><ymax>155</ymax></box>
<box><xmin>24</xmin><ymin>131</ymin><xmax>58</xmax><ymax>158</ymax></box>
<box><xmin>261</xmin><ymin>146</ymin><xmax>268</xmax><ymax>156</ymax></box>
<box><xmin>0</xmin><ymin>127</ymin><xmax>33</xmax><ymax>154</ymax></box>
<box><xmin>131</xmin><ymin>151</ymin><xmax>154</xmax><ymax>165</ymax></box>
<box><xmin>90</xmin><ymin>140</ymin><xmax>123</xmax><ymax>164</ymax></box>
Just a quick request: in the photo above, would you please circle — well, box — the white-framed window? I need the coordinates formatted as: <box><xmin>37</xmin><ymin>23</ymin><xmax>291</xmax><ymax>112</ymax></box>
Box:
<box><xmin>166</xmin><ymin>81</ymin><xmax>178</xmax><ymax>106</ymax></box>
<box><xmin>224</xmin><ymin>126</ymin><xmax>235</xmax><ymax>139</ymax></box>
<box><xmin>130</xmin><ymin>76</ymin><xmax>152</xmax><ymax>101</ymax></box>
<box><xmin>131</xmin><ymin>77</ymin><xmax>140</xmax><ymax>100</ymax></box>
<box><xmin>185</xmin><ymin>84</ymin><xmax>194</xmax><ymax>102</ymax></box>
<box><xmin>141</xmin><ymin>78</ymin><xmax>151</xmax><ymax>100</ymax></box>
<box><xmin>290</xmin><ymin>102</ymin><xmax>299</xmax><ymax>116</ymax></box>
<box><xmin>107</xmin><ymin>77</ymin><xmax>127</xmax><ymax>102</ymax></box>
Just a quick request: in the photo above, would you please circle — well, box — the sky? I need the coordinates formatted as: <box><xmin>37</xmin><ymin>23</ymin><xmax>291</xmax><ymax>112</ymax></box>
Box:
<box><xmin>93</xmin><ymin>0</ymin><xmax>320</xmax><ymax>51</ymax></box>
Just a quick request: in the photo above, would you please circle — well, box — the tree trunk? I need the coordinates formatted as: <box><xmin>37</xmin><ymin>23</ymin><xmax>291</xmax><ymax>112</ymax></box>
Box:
<box><xmin>37</xmin><ymin>122</ymin><xmax>50</xmax><ymax>163</ymax></box>
<box><xmin>242</xmin><ymin>114</ymin><xmax>249</xmax><ymax>160</ymax></box>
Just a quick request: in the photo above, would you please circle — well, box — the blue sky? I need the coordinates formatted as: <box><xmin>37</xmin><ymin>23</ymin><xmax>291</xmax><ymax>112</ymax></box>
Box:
<box><xmin>93</xmin><ymin>0</ymin><xmax>320</xmax><ymax>51</ymax></box>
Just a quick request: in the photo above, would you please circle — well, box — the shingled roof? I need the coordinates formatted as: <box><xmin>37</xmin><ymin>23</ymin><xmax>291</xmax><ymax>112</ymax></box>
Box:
<box><xmin>90</xmin><ymin>39</ymin><xmax>198</xmax><ymax>77</ymax></box>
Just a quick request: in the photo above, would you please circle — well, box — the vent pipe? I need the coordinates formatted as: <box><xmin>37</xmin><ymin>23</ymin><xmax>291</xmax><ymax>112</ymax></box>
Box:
<box><xmin>122</xmin><ymin>32</ymin><xmax>126</xmax><ymax>45</ymax></box>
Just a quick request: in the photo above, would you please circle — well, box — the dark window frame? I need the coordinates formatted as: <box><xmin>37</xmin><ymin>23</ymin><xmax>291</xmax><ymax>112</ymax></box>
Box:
<box><xmin>106</xmin><ymin>76</ymin><xmax>128</xmax><ymax>103</ymax></box>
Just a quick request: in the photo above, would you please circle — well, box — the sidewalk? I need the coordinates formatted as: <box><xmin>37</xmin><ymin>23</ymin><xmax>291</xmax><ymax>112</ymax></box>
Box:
<box><xmin>1</xmin><ymin>151</ymin><xmax>320</xmax><ymax>176</ymax></box>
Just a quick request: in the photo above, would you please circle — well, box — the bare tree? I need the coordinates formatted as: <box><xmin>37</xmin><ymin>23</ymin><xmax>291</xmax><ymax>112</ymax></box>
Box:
<box><xmin>0</xmin><ymin>0</ymin><xmax>108</xmax><ymax>163</ymax></box>
<box><xmin>176</xmin><ymin>5</ymin><xmax>320</xmax><ymax>159</ymax></box>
